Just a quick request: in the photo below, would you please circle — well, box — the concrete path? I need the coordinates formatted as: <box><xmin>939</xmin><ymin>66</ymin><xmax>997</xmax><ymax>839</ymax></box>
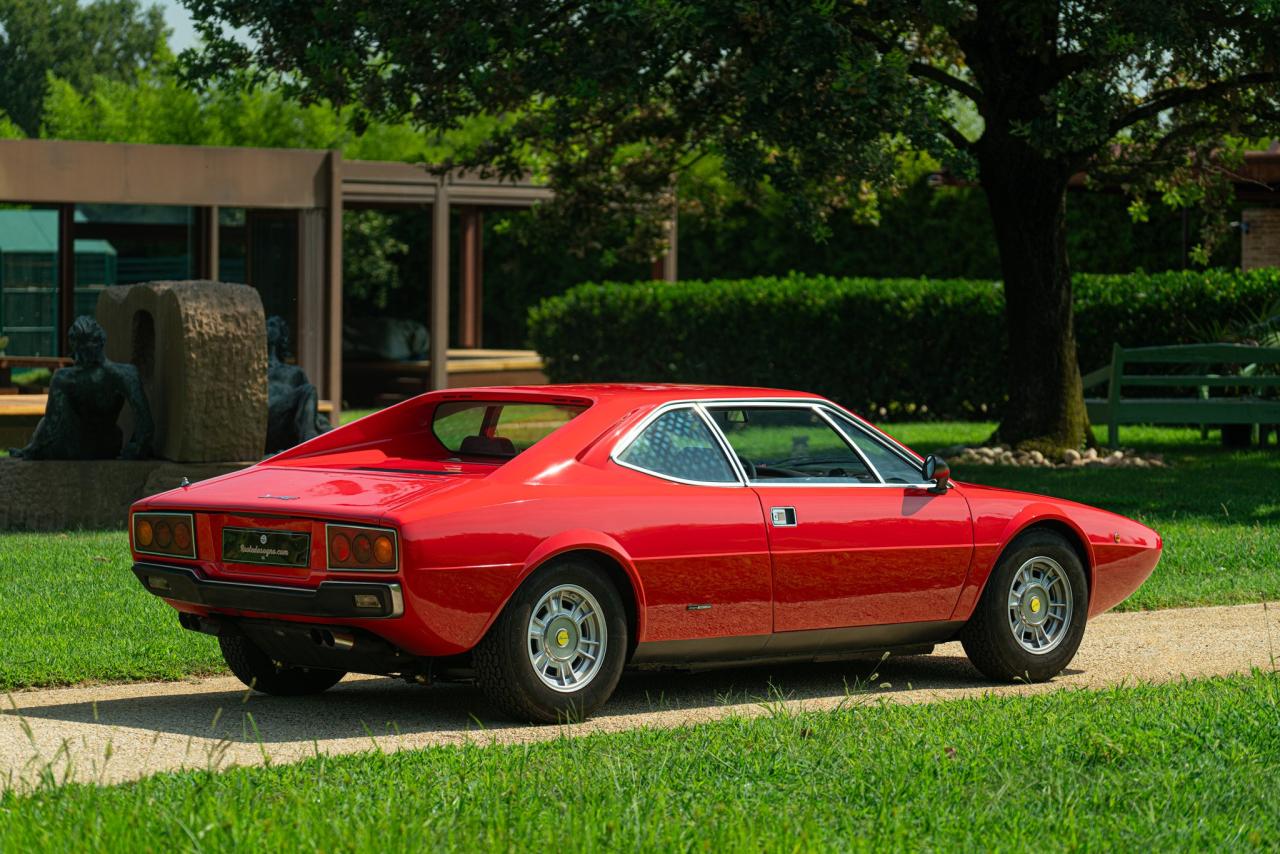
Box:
<box><xmin>3</xmin><ymin>601</ymin><xmax>1278</xmax><ymax>790</ymax></box>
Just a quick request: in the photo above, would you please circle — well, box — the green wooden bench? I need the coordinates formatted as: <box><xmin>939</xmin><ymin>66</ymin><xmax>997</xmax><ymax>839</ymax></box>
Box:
<box><xmin>1082</xmin><ymin>343</ymin><xmax>1280</xmax><ymax>446</ymax></box>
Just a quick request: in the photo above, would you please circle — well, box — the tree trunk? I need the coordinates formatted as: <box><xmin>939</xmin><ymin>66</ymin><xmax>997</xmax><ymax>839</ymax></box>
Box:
<box><xmin>979</xmin><ymin>149</ymin><xmax>1091</xmax><ymax>451</ymax></box>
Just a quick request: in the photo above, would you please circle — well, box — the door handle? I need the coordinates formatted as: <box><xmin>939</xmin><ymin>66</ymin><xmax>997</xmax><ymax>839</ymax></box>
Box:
<box><xmin>770</xmin><ymin>507</ymin><xmax>797</xmax><ymax>527</ymax></box>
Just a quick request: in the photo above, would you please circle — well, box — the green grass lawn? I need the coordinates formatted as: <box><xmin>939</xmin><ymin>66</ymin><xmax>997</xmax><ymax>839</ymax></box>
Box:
<box><xmin>0</xmin><ymin>422</ymin><xmax>1275</xmax><ymax>690</ymax></box>
<box><xmin>0</xmin><ymin>533</ymin><xmax>224</xmax><ymax>690</ymax></box>
<box><xmin>2</xmin><ymin>671</ymin><xmax>1277</xmax><ymax>850</ymax></box>
<box><xmin>340</xmin><ymin>407</ymin><xmax>378</xmax><ymax>424</ymax></box>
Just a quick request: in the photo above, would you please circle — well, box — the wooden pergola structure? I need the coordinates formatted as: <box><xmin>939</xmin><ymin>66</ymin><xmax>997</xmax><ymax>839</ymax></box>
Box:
<box><xmin>0</xmin><ymin>138</ymin><xmax>573</xmax><ymax>417</ymax></box>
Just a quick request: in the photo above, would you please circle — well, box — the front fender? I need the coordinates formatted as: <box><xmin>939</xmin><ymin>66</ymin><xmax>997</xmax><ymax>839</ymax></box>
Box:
<box><xmin>949</xmin><ymin>498</ymin><xmax>1097</xmax><ymax>622</ymax></box>
<box><xmin>999</xmin><ymin>505</ymin><xmax>1097</xmax><ymax>570</ymax></box>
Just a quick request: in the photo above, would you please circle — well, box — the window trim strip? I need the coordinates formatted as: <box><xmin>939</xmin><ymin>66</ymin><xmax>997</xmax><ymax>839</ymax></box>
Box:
<box><xmin>610</xmin><ymin>403</ymin><xmax>746</xmax><ymax>487</ymax></box>
<box><xmin>610</xmin><ymin>397</ymin><xmax>937</xmax><ymax>490</ymax></box>
<box><xmin>820</xmin><ymin>405</ymin><xmax>928</xmax><ymax>481</ymax></box>
<box><xmin>812</xmin><ymin>405</ymin><xmax>885</xmax><ymax>484</ymax></box>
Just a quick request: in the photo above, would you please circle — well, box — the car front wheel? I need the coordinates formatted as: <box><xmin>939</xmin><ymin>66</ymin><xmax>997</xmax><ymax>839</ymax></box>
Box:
<box><xmin>474</xmin><ymin>560</ymin><xmax>628</xmax><ymax>723</ymax></box>
<box><xmin>960</xmin><ymin>530</ymin><xmax>1089</xmax><ymax>682</ymax></box>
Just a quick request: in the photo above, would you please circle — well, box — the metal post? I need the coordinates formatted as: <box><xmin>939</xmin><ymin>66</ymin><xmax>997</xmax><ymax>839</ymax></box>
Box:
<box><xmin>325</xmin><ymin>151</ymin><xmax>344</xmax><ymax>421</ymax></box>
<box><xmin>459</xmin><ymin>207</ymin><xmax>483</xmax><ymax>348</ymax></box>
<box><xmin>57</xmin><ymin>203</ymin><xmax>75</xmax><ymax>356</ymax></box>
<box><xmin>296</xmin><ymin>208</ymin><xmax>326</xmax><ymax>384</ymax></box>
<box><xmin>205</xmin><ymin>205</ymin><xmax>220</xmax><ymax>280</ymax></box>
<box><xmin>430</xmin><ymin>176</ymin><xmax>450</xmax><ymax>391</ymax></box>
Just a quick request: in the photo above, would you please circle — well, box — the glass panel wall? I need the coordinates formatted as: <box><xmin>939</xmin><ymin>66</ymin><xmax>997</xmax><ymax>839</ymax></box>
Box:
<box><xmin>0</xmin><ymin>205</ymin><xmax>62</xmax><ymax>356</ymax></box>
<box><xmin>218</xmin><ymin>208</ymin><xmax>248</xmax><ymax>284</ymax></box>
<box><xmin>247</xmin><ymin>211</ymin><xmax>299</xmax><ymax>334</ymax></box>
<box><xmin>74</xmin><ymin>204</ymin><xmax>195</xmax><ymax>285</ymax></box>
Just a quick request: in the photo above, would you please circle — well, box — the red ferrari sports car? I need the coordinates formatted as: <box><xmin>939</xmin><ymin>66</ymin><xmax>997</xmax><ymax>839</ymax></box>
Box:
<box><xmin>130</xmin><ymin>384</ymin><xmax>1161</xmax><ymax>722</ymax></box>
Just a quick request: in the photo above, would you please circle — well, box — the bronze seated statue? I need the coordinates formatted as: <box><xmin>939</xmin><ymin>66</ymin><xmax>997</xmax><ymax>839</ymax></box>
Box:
<box><xmin>266</xmin><ymin>316</ymin><xmax>332</xmax><ymax>454</ymax></box>
<box><xmin>10</xmin><ymin>316</ymin><xmax>154</xmax><ymax>460</ymax></box>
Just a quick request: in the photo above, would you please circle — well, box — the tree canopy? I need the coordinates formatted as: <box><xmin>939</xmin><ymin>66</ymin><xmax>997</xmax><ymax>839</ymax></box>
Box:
<box><xmin>0</xmin><ymin>0</ymin><xmax>168</xmax><ymax>136</ymax></box>
<box><xmin>166</xmin><ymin>2</ymin><xmax>1280</xmax><ymax>444</ymax></box>
<box><xmin>181</xmin><ymin>2</ymin><xmax>1280</xmax><ymax>257</ymax></box>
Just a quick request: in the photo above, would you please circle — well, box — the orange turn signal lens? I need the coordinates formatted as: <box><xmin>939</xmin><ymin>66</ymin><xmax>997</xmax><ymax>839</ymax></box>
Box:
<box><xmin>326</xmin><ymin>524</ymin><xmax>397</xmax><ymax>571</ymax></box>
<box><xmin>133</xmin><ymin>512</ymin><xmax>197</xmax><ymax>559</ymax></box>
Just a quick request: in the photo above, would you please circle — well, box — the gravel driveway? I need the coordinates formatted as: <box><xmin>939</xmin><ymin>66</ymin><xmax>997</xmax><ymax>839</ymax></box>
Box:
<box><xmin>3</xmin><ymin>601</ymin><xmax>1277</xmax><ymax>790</ymax></box>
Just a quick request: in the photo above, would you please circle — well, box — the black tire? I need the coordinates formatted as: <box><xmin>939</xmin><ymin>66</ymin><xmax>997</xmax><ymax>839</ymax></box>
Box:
<box><xmin>474</xmin><ymin>560</ymin><xmax>629</xmax><ymax>724</ymax></box>
<box><xmin>218</xmin><ymin>633</ymin><xmax>346</xmax><ymax>696</ymax></box>
<box><xmin>960</xmin><ymin>530</ymin><xmax>1089</xmax><ymax>682</ymax></box>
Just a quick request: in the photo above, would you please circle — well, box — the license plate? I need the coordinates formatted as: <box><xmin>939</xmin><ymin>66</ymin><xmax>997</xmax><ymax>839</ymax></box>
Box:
<box><xmin>222</xmin><ymin>527</ymin><xmax>311</xmax><ymax>568</ymax></box>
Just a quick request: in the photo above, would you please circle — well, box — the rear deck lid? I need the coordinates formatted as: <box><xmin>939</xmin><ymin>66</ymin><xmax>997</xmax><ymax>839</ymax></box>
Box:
<box><xmin>148</xmin><ymin>463</ymin><xmax>478</xmax><ymax>519</ymax></box>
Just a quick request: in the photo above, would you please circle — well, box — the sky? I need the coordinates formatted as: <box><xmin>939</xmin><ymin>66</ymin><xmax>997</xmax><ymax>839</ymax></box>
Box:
<box><xmin>155</xmin><ymin>0</ymin><xmax>199</xmax><ymax>53</ymax></box>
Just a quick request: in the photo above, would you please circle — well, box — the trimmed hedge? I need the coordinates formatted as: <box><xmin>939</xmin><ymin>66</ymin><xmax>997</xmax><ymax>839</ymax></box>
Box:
<box><xmin>528</xmin><ymin>270</ymin><xmax>1280</xmax><ymax>419</ymax></box>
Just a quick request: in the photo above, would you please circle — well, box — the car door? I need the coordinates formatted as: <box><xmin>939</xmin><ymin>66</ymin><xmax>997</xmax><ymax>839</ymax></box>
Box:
<box><xmin>704</xmin><ymin>403</ymin><xmax>974</xmax><ymax>632</ymax></box>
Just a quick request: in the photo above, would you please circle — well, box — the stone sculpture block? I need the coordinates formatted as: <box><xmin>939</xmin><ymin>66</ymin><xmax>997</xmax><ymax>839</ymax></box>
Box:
<box><xmin>96</xmin><ymin>281</ymin><xmax>267</xmax><ymax>462</ymax></box>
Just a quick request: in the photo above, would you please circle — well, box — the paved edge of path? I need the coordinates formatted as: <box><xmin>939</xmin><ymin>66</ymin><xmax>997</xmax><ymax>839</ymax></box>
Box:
<box><xmin>2</xmin><ymin>600</ymin><xmax>1278</xmax><ymax>791</ymax></box>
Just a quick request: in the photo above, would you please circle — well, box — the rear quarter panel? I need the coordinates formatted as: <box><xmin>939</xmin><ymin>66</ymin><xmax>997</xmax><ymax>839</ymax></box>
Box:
<box><xmin>393</xmin><ymin>462</ymin><xmax>775</xmax><ymax>656</ymax></box>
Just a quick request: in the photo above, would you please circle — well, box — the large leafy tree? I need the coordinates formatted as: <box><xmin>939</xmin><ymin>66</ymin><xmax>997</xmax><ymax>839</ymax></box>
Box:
<box><xmin>0</xmin><ymin>0</ymin><xmax>168</xmax><ymax>136</ymax></box>
<box><xmin>183</xmin><ymin>1</ymin><xmax>1280</xmax><ymax>448</ymax></box>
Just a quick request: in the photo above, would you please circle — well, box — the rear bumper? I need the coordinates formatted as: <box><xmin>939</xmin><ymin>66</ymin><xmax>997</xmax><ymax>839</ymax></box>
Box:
<box><xmin>131</xmin><ymin>562</ymin><xmax>405</xmax><ymax>619</ymax></box>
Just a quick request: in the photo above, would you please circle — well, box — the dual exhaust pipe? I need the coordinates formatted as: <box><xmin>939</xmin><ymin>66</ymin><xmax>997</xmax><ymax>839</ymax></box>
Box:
<box><xmin>310</xmin><ymin>628</ymin><xmax>355</xmax><ymax>651</ymax></box>
<box><xmin>177</xmin><ymin>611</ymin><xmax>357</xmax><ymax>652</ymax></box>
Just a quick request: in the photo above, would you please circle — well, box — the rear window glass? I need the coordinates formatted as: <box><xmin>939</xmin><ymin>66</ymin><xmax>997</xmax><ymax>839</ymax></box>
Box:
<box><xmin>616</xmin><ymin>407</ymin><xmax>737</xmax><ymax>483</ymax></box>
<box><xmin>432</xmin><ymin>401</ymin><xmax>588</xmax><ymax>458</ymax></box>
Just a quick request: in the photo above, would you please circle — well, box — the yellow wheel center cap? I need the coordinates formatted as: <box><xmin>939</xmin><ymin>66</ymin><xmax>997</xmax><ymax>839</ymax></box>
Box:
<box><xmin>555</xmin><ymin>628</ymin><xmax>570</xmax><ymax>647</ymax></box>
<box><xmin>1030</xmin><ymin>597</ymin><xmax>1041</xmax><ymax>614</ymax></box>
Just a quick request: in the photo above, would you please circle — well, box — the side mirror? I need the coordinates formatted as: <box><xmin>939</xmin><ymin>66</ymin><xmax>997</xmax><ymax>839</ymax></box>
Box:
<box><xmin>922</xmin><ymin>454</ymin><xmax>951</xmax><ymax>494</ymax></box>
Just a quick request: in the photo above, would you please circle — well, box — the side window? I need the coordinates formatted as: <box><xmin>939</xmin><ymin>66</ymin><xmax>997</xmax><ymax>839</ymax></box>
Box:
<box><xmin>706</xmin><ymin>406</ymin><xmax>877</xmax><ymax>483</ymax></box>
<box><xmin>617</xmin><ymin>407</ymin><xmax>738</xmax><ymax>484</ymax></box>
<box><xmin>828</xmin><ymin>411</ymin><xmax>923</xmax><ymax>484</ymax></box>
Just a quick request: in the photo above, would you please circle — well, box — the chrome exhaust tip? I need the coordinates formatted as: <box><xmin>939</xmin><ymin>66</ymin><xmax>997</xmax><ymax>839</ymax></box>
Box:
<box><xmin>311</xmin><ymin>629</ymin><xmax>356</xmax><ymax>651</ymax></box>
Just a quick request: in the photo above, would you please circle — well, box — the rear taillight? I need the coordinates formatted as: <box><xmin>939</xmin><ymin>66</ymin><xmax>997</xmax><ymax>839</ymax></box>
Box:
<box><xmin>326</xmin><ymin>524</ymin><xmax>398</xmax><ymax>572</ymax></box>
<box><xmin>133</xmin><ymin>512</ymin><xmax>197</xmax><ymax>559</ymax></box>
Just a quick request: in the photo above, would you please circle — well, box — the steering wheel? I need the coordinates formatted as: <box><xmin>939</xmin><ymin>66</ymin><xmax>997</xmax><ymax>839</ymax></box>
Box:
<box><xmin>736</xmin><ymin>454</ymin><xmax>757</xmax><ymax>480</ymax></box>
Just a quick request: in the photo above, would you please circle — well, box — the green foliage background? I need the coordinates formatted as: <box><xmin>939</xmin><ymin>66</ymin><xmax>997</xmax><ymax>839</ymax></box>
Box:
<box><xmin>0</xmin><ymin>0</ymin><xmax>167</xmax><ymax>136</ymax></box>
<box><xmin>21</xmin><ymin>54</ymin><xmax>1237</xmax><ymax>348</ymax></box>
<box><xmin>529</xmin><ymin>270</ymin><xmax>1280</xmax><ymax>418</ymax></box>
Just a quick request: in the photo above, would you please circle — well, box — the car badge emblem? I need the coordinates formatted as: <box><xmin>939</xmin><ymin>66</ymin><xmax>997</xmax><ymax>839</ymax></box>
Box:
<box><xmin>1030</xmin><ymin>597</ymin><xmax>1041</xmax><ymax>614</ymax></box>
<box><xmin>258</xmin><ymin>494</ymin><xmax>299</xmax><ymax>501</ymax></box>
<box><xmin>556</xmin><ymin>628</ymin><xmax>570</xmax><ymax>647</ymax></box>
<box><xmin>259</xmin><ymin>534</ymin><xmax>269</xmax><ymax>545</ymax></box>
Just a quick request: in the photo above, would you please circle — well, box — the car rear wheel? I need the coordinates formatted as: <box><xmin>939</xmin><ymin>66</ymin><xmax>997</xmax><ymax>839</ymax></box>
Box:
<box><xmin>219</xmin><ymin>633</ymin><xmax>346</xmax><ymax>696</ymax></box>
<box><xmin>960</xmin><ymin>530</ymin><xmax>1089</xmax><ymax>682</ymax></box>
<box><xmin>474</xmin><ymin>560</ymin><xmax>628</xmax><ymax>724</ymax></box>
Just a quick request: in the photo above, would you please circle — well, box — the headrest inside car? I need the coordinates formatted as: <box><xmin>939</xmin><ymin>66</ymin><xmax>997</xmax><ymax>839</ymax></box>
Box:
<box><xmin>460</xmin><ymin>434</ymin><xmax>517</xmax><ymax>457</ymax></box>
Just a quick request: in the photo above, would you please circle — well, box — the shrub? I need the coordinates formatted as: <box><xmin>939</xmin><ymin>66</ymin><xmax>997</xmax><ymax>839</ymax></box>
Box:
<box><xmin>527</xmin><ymin>270</ymin><xmax>1280</xmax><ymax>419</ymax></box>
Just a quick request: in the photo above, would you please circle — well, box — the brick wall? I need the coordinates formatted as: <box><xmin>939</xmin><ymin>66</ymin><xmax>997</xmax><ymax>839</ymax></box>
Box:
<box><xmin>1242</xmin><ymin>208</ymin><xmax>1280</xmax><ymax>270</ymax></box>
